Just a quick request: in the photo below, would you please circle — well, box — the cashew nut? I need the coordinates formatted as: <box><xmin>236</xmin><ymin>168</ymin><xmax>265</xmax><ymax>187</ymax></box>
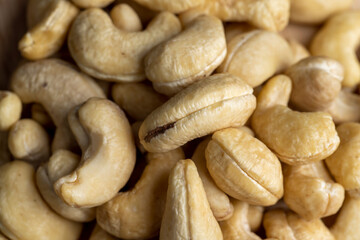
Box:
<box><xmin>0</xmin><ymin>161</ymin><xmax>82</xmax><ymax>240</ymax></box>
<box><xmin>31</xmin><ymin>103</ymin><xmax>54</xmax><ymax>128</ymax></box>
<box><xmin>97</xmin><ymin>148</ymin><xmax>184</xmax><ymax>239</ymax></box>
<box><xmin>8</xmin><ymin>119</ymin><xmax>50</xmax><ymax>163</ymax></box>
<box><xmin>145</xmin><ymin>14</ymin><xmax>226</xmax><ymax>96</ymax></box>
<box><xmin>206</xmin><ymin>127</ymin><xmax>283</xmax><ymax>206</ymax></box>
<box><xmin>159</xmin><ymin>159</ymin><xmax>223</xmax><ymax>240</ymax></box>
<box><xmin>131</xmin><ymin>121</ymin><xmax>146</xmax><ymax>153</ymax></box>
<box><xmin>89</xmin><ymin>224</ymin><xmax>117</xmax><ymax>240</ymax></box>
<box><xmin>0</xmin><ymin>91</ymin><xmax>21</xmax><ymax>131</ymax></box>
<box><xmin>132</xmin><ymin>0</ymin><xmax>203</xmax><ymax>13</ymax></box>
<box><xmin>248</xmin><ymin>205</ymin><xmax>263</xmax><ymax>232</ymax></box>
<box><xmin>217</xmin><ymin>30</ymin><xmax>292</xmax><ymax>88</ymax></box>
<box><xmin>71</xmin><ymin>0</ymin><xmax>114</xmax><ymax>8</ymax></box>
<box><xmin>287</xmin><ymin>39</ymin><xmax>310</xmax><ymax>64</ymax></box>
<box><xmin>36</xmin><ymin>150</ymin><xmax>96</xmax><ymax>222</ymax></box>
<box><xmin>110</xmin><ymin>3</ymin><xmax>142</xmax><ymax>31</ymax></box>
<box><xmin>139</xmin><ymin>73</ymin><xmax>256</xmax><ymax>153</ymax></box>
<box><xmin>220</xmin><ymin>199</ymin><xmax>261</xmax><ymax>240</ymax></box>
<box><xmin>192</xmin><ymin>138</ymin><xmax>233</xmax><ymax>221</ymax></box>
<box><xmin>283</xmin><ymin>161</ymin><xmax>345</xmax><ymax>220</ymax></box>
<box><xmin>10</xmin><ymin>59</ymin><xmax>105</xmax><ymax>151</ymax></box>
<box><xmin>68</xmin><ymin>8</ymin><xmax>181</xmax><ymax>82</ymax></box>
<box><xmin>54</xmin><ymin>98</ymin><xmax>136</xmax><ymax>207</ymax></box>
<box><xmin>311</xmin><ymin>10</ymin><xmax>360</xmax><ymax>87</ymax></box>
<box><xmin>251</xmin><ymin>75</ymin><xmax>339</xmax><ymax>165</ymax></box>
<box><xmin>115</xmin><ymin>0</ymin><xmax>158</xmax><ymax>24</ymax></box>
<box><xmin>19</xmin><ymin>0</ymin><xmax>79</xmax><ymax>60</ymax></box>
<box><xmin>223</xmin><ymin>23</ymin><xmax>255</xmax><ymax>43</ymax></box>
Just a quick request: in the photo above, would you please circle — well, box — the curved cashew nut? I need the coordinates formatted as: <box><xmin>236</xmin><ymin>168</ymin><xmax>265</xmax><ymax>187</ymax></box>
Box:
<box><xmin>139</xmin><ymin>73</ymin><xmax>256</xmax><ymax>153</ymax></box>
<box><xmin>68</xmin><ymin>8</ymin><xmax>181</xmax><ymax>82</ymax></box>
<box><xmin>0</xmin><ymin>161</ymin><xmax>82</xmax><ymax>240</ymax></box>
<box><xmin>132</xmin><ymin>0</ymin><xmax>203</xmax><ymax>13</ymax></box>
<box><xmin>251</xmin><ymin>75</ymin><xmax>339</xmax><ymax>165</ymax></box>
<box><xmin>145</xmin><ymin>14</ymin><xmax>226</xmax><ymax>96</ymax></box>
<box><xmin>220</xmin><ymin>199</ymin><xmax>262</xmax><ymax>240</ymax></box>
<box><xmin>36</xmin><ymin>150</ymin><xmax>96</xmax><ymax>222</ymax></box>
<box><xmin>263</xmin><ymin>210</ymin><xmax>335</xmax><ymax>240</ymax></box>
<box><xmin>325</xmin><ymin>123</ymin><xmax>360</xmax><ymax>198</ymax></box>
<box><xmin>8</xmin><ymin>119</ymin><xmax>50</xmax><ymax>163</ymax></box>
<box><xmin>290</xmin><ymin>0</ymin><xmax>353</xmax><ymax>24</ymax></box>
<box><xmin>217</xmin><ymin>30</ymin><xmax>292</xmax><ymax>88</ymax></box>
<box><xmin>54</xmin><ymin>98</ymin><xmax>136</xmax><ymax>207</ymax></box>
<box><xmin>10</xmin><ymin>59</ymin><xmax>105</xmax><ymax>151</ymax></box>
<box><xmin>311</xmin><ymin>10</ymin><xmax>360</xmax><ymax>87</ymax></box>
<box><xmin>97</xmin><ymin>148</ymin><xmax>184</xmax><ymax>239</ymax></box>
<box><xmin>159</xmin><ymin>159</ymin><xmax>223</xmax><ymax>240</ymax></box>
<box><xmin>192</xmin><ymin>138</ymin><xmax>233</xmax><ymax>221</ymax></box>
<box><xmin>89</xmin><ymin>225</ymin><xmax>117</xmax><ymax>240</ymax></box>
<box><xmin>110</xmin><ymin>3</ymin><xmax>142</xmax><ymax>31</ymax></box>
<box><xmin>283</xmin><ymin>161</ymin><xmax>345</xmax><ymax>220</ymax></box>
<box><xmin>0</xmin><ymin>91</ymin><xmax>21</xmax><ymax>131</ymax></box>
<box><xmin>180</xmin><ymin>0</ymin><xmax>289</xmax><ymax>31</ymax></box>
<box><xmin>72</xmin><ymin>0</ymin><xmax>114</xmax><ymax>8</ymax></box>
<box><xmin>206</xmin><ymin>127</ymin><xmax>283</xmax><ymax>206</ymax></box>
<box><xmin>19</xmin><ymin>0</ymin><xmax>79</xmax><ymax>60</ymax></box>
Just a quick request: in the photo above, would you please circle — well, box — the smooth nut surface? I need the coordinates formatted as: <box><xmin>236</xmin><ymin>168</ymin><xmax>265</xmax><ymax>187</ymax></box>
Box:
<box><xmin>89</xmin><ymin>225</ymin><xmax>117</xmax><ymax>240</ymax></box>
<box><xmin>133</xmin><ymin>0</ymin><xmax>203</xmax><ymax>13</ymax></box>
<box><xmin>0</xmin><ymin>91</ymin><xmax>22</xmax><ymax>131</ymax></box>
<box><xmin>72</xmin><ymin>0</ymin><xmax>115</xmax><ymax>8</ymax></box>
<box><xmin>139</xmin><ymin>73</ymin><xmax>256</xmax><ymax>153</ymax></box>
<box><xmin>110</xmin><ymin>3</ymin><xmax>142</xmax><ymax>31</ymax></box>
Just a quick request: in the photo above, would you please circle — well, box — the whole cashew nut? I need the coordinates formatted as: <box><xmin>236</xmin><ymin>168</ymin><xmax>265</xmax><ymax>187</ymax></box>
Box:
<box><xmin>0</xmin><ymin>161</ymin><xmax>82</xmax><ymax>240</ymax></box>
<box><xmin>0</xmin><ymin>91</ymin><xmax>22</xmax><ymax>131</ymax></box>
<box><xmin>251</xmin><ymin>75</ymin><xmax>339</xmax><ymax>165</ymax></box>
<box><xmin>97</xmin><ymin>148</ymin><xmax>184</xmax><ymax>239</ymax></box>
<box><xmin>10</xmin><ymin>59</ymin><xmax>105</xmax><ymax>151</ymax></box>
<box><xmin>54</xmin><ymin>98</ymin><xmax>136</xmax><ymax>207</ymax></box>
<box><xmin>68</xmin><ymin>8</ymin><xmax>181</xmax><ymax>82</ymax></box>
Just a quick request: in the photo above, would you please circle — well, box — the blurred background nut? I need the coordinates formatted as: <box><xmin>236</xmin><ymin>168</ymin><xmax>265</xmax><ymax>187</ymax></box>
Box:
<box><xmin>97</xmin><ymin>148</ymin><xmax>184</xmax><ymax>239</ymax></box>
<box><xmin>206</xmin><ymin>127</ymin><xmax>283</xmax><ymax>206</ymax></box>
<box><xmin>283</xmin><ymin>161</ymin><xmax>345</xmax><ymax>220</ymax></box>
<box><xmin>8</xmin><ymin>119</ymin><xmax>50</xmax><ymax>163</ymax></box>
<box><xmin>325</xmin><ymin>122</ymin><xmax>360</xmax><ymax>198</ymax></box>
<box><xmin>251</xmin><ymin>75</ymin><xmax>340</xmax><ymax>165</ymax></box>
<box><xmin>55</xmin><ymin>98</ymin><xmax>136</xmax><ymax>207</ymax></box>
<box><xmin>133</xmin><ymin>0</ymin><xmax>204</xmax><ymax>13</ymax></box>
<box><xmin>280</xmin><ymin>22</ymin><xmax>319</xmax><ymax>47</ymax></box>
<box><xmin>287</xmin><ymin>39</ymin><xmax>310</xmax><ymax>64</ymax></box>
<box><xmin>160</xmin><ymin>159</ymin><xmax>223</xmax><ymax>240</ymax></box>
<box><xmin>89</xmin><ymin>225</ymin><xmax>117</xmax><ymax>240</ymax></box>
<box><xmin>110</xmin><ymin>3</ymin><xmax>142</xmax><ymax>31</ymax></box>
<box><xmin>247</xmin><ymin>205</ymin><xmax>263</xmax><ymax>232</ymax></box>
<box><xmin>192</xmin><ymin>138</ymin><xmax>233</xmax><ymax>221</ymax></box>
<box><xmin>0</xmin><ymin>161</ymin><xmax>82</xmax><ymax>240</ymax></box>
<box><xmin>68</xmin><ymin>8</ymin><xmax>181</xmax><ymax>82</ymax></box>
<box><xmin>19</xmin><ymin>0</ymin><xmax>79</xmax><ymax>60</ymax></box>
<box><xmin>311</xmin><ymin>10</ymin><xmax>360</xmax><ymax>87</ymax></box>
<box><xmin>10</xmin><ymin>59</ymin><xmax>105</xmax><ymax>151</ymax></box>
<box><xmin>217</xmin><ymin>30</ymin><xmax>292</xmax><ymax>88</ymax></box>
<box><xmin>72</xmin><ymin>0</ymin><xmax>114</xmax><ymax>8</ymax></box>
<box><xmin>31</xmin><ymin>103</ymin><xmax>54</xmax><ymax>128</ymax></box>
<box><xmin>112</xmin><ymin>83</ymin><xmax>167</xmax><ymax>121</ymax></box>
<box><xmin>115</xmin><ymin>0</ymin><xmax>158</xmax><ymax>24</ymax></box>
<box><xmin>139</xmin><ymin>73</ymin><xmax>256</xmax><ymax>153</ymax></box>
<box><xmin>145</xmin><ymin>14</ymin><xmax>226</xmax><ymax>96</ymax></box>
<box><xmin>0</xmin><ymin>91</ymin><xmax>21</xmax><ymax>131</ymax></box>
<box><xmin>220</xmin><ymin>199</ymin><xmax>262</xmax><ymax>240</ymax></box>
<box><xmin>263</xmin><ymin>209</ymin><xmax>335</xmax><ymax>240</ymax></box>
<box><xmin>36</xmin><ymin>150</ymin><xmax>96</xmax><ymax>222</ymax></box>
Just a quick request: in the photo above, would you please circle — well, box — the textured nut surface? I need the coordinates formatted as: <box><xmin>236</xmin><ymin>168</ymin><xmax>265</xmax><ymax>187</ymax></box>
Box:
<box><xmin>54</xmin><ymin>98</ymin><xmax>136</xmax><ymax>207</ymax></box>
<box><xmin>145</xmin><ymin>14</ymin><xmax>226</xmax><ymax>95</ymax></box>
<box><xmin>97</xmin><ymin>148</ymin><xmax>184</xmax><ymax>239</ymax></box>
<box><xmin>68</xmin><ymin>8</ymin><xmax>181</xmax><ymax>82</ymax></box>
<box><xmin>0</xmin><ymin>91</ymin><xmax>22</xmax><ymax>131</ymax></box>
<box><xmin>139</xmin><ymin>73</ymin><xmax>256</xmax><ymax>153</ymax></box>
<box><xmin>160</xmin><ymin>159</ymin><xmax>223</xmax><ymax>240</ymax></box>
<box><xmin>217</xmin><ymin>30</ymin><xmax>292</xmax><ymax>88</ymax></box>
<box><xmin>192</xmin><ymin>138</ymin><xmax>233</xmax><ymax>221</ymax></box>
<box><xmin>0</xmin><ymin>161</ymin><xmax>82</xmax><ymax>240</ymax></box>
<box><xmin>206</xmin><ymin>127</ymin><xmax>283</xmax><ymax>206</ymax></box>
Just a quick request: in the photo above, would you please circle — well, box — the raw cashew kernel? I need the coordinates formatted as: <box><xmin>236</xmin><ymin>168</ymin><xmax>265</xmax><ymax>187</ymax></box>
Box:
<box><xmin>36</xmin><ymin>150</ymin><xmax>96</xmax><ymax>222</ymax></box>
<box><xmin>311</xmin><ymin>10</ymin><xmax>360</xmax><ymax>87</ymax></box>
<box><xmin>251</xmin><ymin>75</ymin><xmax>340</xmax><ymax>165</ymax></box>
<box><xmin>8</xmin><ymin>119</ymin><xmax>50</xmax><ymax>163</ymax></box>
<box><xmin>97</xmin><ymin>148</ymin><xmax>184</xmax><ymax>239</ymax></box>
<box><xmin>287</xmin><ymin>40</ymin><xmax>310</xmax><ymax>64</ymax></box>
<box><xmin>132</xmin><ymin>0</ymin><xmax>204</xmax><ymax>13</ymax></box>
<box><xmin>19</xmin><ymin>0</ymin><xmax>79</xmax><ymax>60</ymax></box>
<box><xmin>283</xmin><ymin>161</ymin><xmax>345</xmax><ymax>220</ymax></box>
<box><xmin>10</xmin><ymin>59</ymin><xmax>105</xmax><ymax>151</ymax></box>
<box><xmin>192</xmin><ymin>138</ymin><xmax>233</xmax><ymax>221</ymax></box>
<box><xmin>217</xmin><ymin>30</ymin><xmax>292</xmax><ymax>88</ymax></box>
<box><xmin>89</xmin><ymin>225</ymin><xmax>117</xmax><ymax>240</ymax></box>
<box><xmin>0</xmin><ymin>91</ymin><xmax>21</xmax><ymax>131</ymax></box>
<box><xmin>139</xmin><ymin>73</ymin><xmax>256</xmax><ymax>153</ymax></box>
<box><xmin>71</xmin><ymin>0</ymin><xmax>114</xmax><ymax>8</ymax></box>
<box><xmin>248</xmin><ymin>205</ymin><xmax>263</xmax><ymax>232</ymax></box>
<box><xmin>68</xmin><ymin>8</ymin><xmax>181</xmax><ymax>82</ymax></box>
<box><xmin>0</xmin><ymin>161</ymin><xmax>82</xmax><ymax>240</ymax></box>
<box><xmin>159</xmin><ymin>159</ymin><xmax>223</xmax><ymax>240</ymax></box>
<box><xmin>206</xmin><ymin>127</ymin><xmax>283</xmax><ymax>206</ymax></box>
<box><xmin>54</xmin><ymin>98</ymin><xmax>136</xmax><ymax>207</ymax></box>
<box><xmin>110</xmin><ymin>3</ymin><xmax>142</xmax><ymax>31</ymax></box>
<box><xmin>145</xmin><ymin>14</ymin><xmax>227</xmax><ymax>96</ymax></box>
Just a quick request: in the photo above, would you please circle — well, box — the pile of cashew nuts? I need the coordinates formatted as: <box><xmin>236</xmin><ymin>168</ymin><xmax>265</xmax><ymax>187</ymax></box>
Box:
<box><xmin>1</xmin><ymin>0</ymin><xmax>360</xmax><ymax>239</ymax></box>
